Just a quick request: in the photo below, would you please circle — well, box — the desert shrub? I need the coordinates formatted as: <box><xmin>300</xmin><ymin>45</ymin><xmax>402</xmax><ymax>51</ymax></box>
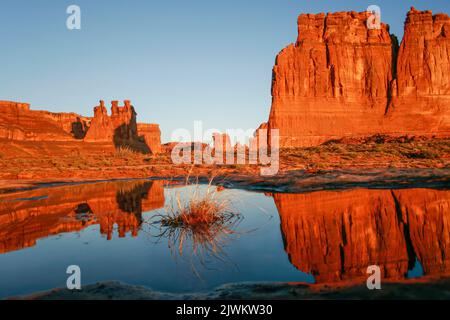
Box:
<box><xmin>402</xmin><ymin>149</ymin><xmax>440</xmax><ymax>159</ymax></box>
<box><xmin>158</xmin><ymin>177</ymin><xmax>238</xmax><ymax>232</ymax></box>
<box><xmin>322</xmin><ymin>139</ymin><xmax>343</xmax><ymax>145</ymax></box>
<box><xmin>149</xmin><ymin>175</ymin><xmax>242</xmax><ymax>273</ymax></box>
<box><xmin>368</xmin><ymin>134</ymin><xmax>388</xmax><ymax>144</ymax></box>
<box><xmin>114</xmin><ymin>146</ymin><xmax>140</xmax><ymax>158</ymax></box>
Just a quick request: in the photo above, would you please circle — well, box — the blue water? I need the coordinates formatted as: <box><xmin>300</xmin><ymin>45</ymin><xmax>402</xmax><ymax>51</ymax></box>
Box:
<box><xmin>0</xmin><ymin>181</ymin><xmax>447</xmax><ymax>299</ymax></box>
<box><xmin>0</xmin><ymin>182</ymin><xmax>312</xmax><ymax>299</ymax></box>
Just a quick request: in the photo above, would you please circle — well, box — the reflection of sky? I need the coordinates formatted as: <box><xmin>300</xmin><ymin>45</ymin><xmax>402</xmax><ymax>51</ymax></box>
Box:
<box><xmin>407</xmin><ymin>258</ymin><xmax>424</xmax><ymax>279</ymax></box>
<box><xmin>1</xmin><ymin>1</ymin><xmax>449</xmax><ymax>142</ymax></box>
<box><xmin>0</xmin><ymin>186</ymin><xmax>313</xmax><ymax>299</ymax></box>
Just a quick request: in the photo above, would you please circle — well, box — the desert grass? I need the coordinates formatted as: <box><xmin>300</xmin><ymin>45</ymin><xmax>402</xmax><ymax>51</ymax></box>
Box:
<box><xmin>148</xmin><ymin>172</ymin><xmax>242</xmax><ymax>276</ymax></box>
<box><xmin>114</xmin><ymin>146</ymin><xmax>141</xmax><ymax>159</ymax></box>
<box><xmin>280</xmin><ymin>136</ymin><xmax>450</xmax><ymax>170</ymax></box>
<box><xmin>1</xmin><ymin>136</ymin><xmax>448</xmax><ymax>180</ymax></box>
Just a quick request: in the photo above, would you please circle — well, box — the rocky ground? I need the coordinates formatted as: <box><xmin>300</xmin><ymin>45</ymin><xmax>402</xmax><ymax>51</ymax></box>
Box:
<box><xmin>2</xmin><ymin>136</ymin><xmax>450</xmax><ymax>300</ymax></box>
<box><xmin>0</xmin><ymin>136</ymin><xmax>448</xmax><ymax>192</ymax></box>
<box><xmin>14</xmin><ymin>276</ymin><xmax>450</xmax><ymax>300</ymax></box>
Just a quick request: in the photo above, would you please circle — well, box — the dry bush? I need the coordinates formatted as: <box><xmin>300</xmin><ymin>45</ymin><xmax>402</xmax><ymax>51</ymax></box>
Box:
<box><xmin>114</xmin><ymin>146</ymin><xmax>140</xmax><ymax>158</ymax></box>
<box><xmin>148</xmin><ymin>173</ymin><xmax>242</xmax><ymax>276</ymax></box>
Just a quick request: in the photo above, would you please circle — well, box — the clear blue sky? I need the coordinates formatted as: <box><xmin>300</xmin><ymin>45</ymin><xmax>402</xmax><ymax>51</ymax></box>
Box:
<box><xmin>1</xmin><ymin>0</ymin><xmax>449</xmax><ymax>142</ymax></box>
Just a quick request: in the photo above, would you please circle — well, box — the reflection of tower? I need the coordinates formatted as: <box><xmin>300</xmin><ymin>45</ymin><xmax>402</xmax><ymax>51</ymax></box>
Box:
<box><xmin>272</xmin><ymin>189</ymin><xmax>450</xmax><ymax>284</ymax></box>
<box><xmin>96</xmin><ymin>181</ymin><xmax>165</xmax><ymax>240</ymax></box>
<box><xmin>0</xmin><ymin>180</ymin><xmax>165</xmax><ymax>253</ymax></box>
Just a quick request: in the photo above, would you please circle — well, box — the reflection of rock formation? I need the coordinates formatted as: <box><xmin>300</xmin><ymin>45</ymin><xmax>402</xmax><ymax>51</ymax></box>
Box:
<box><xmin>394</xmin><ymin>190</ymin><xmax>450</xmax><ymax>275</ymax></box>
<box><xmin>0</xmin><ymin>181</ymin><xmax>164</xmax><ymax>253</ymax></box>
<box><xmin>273</xmin><ymin>188</ymin><xmax>450</xmax><ymax>284</ymax></box>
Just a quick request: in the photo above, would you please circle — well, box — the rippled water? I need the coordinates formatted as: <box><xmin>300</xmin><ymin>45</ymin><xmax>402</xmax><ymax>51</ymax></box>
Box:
<box><xmin>0</xmin><ymin>180</ymin><xmax>448</xmax><ymax>299</ymax></box>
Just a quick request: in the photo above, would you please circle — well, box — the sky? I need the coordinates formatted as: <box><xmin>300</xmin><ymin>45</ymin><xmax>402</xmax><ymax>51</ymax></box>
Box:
<box><xmin>1</xmin><ymin>0</ymin><xmax>449</xmax><ymax>142</ymax></box>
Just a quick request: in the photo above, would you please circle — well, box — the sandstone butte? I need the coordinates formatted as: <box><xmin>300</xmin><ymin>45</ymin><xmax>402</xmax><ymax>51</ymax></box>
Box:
<box><xmin>2</xmin><ymin>7</ymin><xmax>449</xmax><ymax>155</ymax></box>
<box><xmin>266</xmin><ymin>7</ymin><xmax>450</xmax><ymax>147</ymax></box>
<box><xmin>0</xmin><ymin>99</ymin><xmax>161</xmax><ymax>154</ymax></box>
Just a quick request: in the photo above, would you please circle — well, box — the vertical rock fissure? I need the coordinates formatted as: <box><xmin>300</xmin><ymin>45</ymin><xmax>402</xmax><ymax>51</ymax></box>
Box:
<box><xmin>339</xmin><ymin>213</ymin><xmax>347</xmax><ymax>279</ymax></box>
<box><xmin>385</xmin><ymin>34</ymin><xmax>400</xmax><ymax>114</ymax></box>
<box><xmin>390</xmin><ymin>190</ymin><xmax>417</xmax><ymax>272</ymax></box>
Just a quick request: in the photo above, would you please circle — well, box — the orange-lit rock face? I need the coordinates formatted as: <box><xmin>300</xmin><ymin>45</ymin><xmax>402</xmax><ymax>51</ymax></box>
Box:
<box><xmin>0</xmin><ymin>100</ymin><xmax>90</xmax><ymax>141</ymax></box>
<box><xmin>213</xmin><ymin>133</ymin><xmax>232</xmax><ymax>150</ymax></box>
<box><xmin>137</xmin><ymin>123</ymin><xmax>162</xmax><ymax>154</ymax></box>
<box><xmin>388</xmin><ymin>9</ymin><xmax>450</xmax><ymax>134</ymax></box>
<box><xmin>84</xmin><ymin>100</ymin><xmax>139</xmax><ymax>144</ymax></box>
<box><xmin>0</xmin><ymin>99</ymin><xmax>162</xmax><ymax>154</ymax></box>
<box><xmin>82</xmin><ymin>100</ymin><xmax>162</xmax><ymax>153</ymax></box>
<box><xmin>396</xmin><ymin>9</ymin><xmax>450</xmax><ymax>98</ymax></box>
<box><xmin>273</xmin><ymin>188</ymin><xmax>450</xmax><ymax>284</ymax></box>
<box><xmin>0</xmin><ymin>181</ymin><xmax>164</xmax><ymax>253</ymax></box>
<box><xmin>268</xmin><ymin>8</ymin><xmax>450</xmax><ymax>147</ymax></box>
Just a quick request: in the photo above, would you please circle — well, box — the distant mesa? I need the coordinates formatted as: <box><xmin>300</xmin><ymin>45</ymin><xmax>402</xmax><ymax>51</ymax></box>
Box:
<box><xmin>0</xmin><ymin>99</ymin><xmax>161</xmax><ymax>154</ymax></box>
<box><xmin>264</xmin><ymin>7</ymin><xmax>450</xmax><ymax>147</ymax></box>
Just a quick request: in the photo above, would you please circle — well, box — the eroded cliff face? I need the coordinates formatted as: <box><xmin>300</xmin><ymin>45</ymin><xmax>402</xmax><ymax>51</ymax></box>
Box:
<box><xmin>0</xmin><ymin>99</ymin><xmax>162</xmax><ymax>154</ymax></box>
<box><xmin>387</xmin><ymin>8</ymin><xmax>450</xmax><ymax>134</ymax></box>
<box><xmin>84</xmin><ymin>100</ymin><xmax>138</xmax><ymax>143</ymax></box>
<box><xmin>0</xmin><ymin>181</ymin><xmax>165</xmax><ymax>253</ymax></box>
<box><xmin>0</xmin><ymin>101</ymin><xmax>90</xmax><ymax>141</ymax></box>
<box><xmin>268</xmin><ymin>8</ymin><xmax>450</xmax><ymax>147</ymax></box>
<box><xmin>273</xmin><ymin>188</ymin><xmax>450</xmax><ymax>284</ymax></box>
<box><xmin>137</xmin><ymin>123</ymin><xmax>162</xmax><ymax>154</ymax></box>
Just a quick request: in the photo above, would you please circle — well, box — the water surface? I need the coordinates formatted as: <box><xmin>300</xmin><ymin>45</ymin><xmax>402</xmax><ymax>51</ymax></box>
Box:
<box><xmin>0</xmin><ymin>180</ymin><xmax>449</xmax><ymax>299</ymax></box>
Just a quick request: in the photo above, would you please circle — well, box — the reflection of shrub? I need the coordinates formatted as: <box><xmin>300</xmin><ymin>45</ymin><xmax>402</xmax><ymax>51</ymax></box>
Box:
<box><xmin>159</xmin><ymin>179</ymin><xmax>240</xmax><ymax>253</ymax></box>
<box><xmin>150</xmin><ymin>176</ymin><xmax>242</xmax><ymax>274</ymax></box>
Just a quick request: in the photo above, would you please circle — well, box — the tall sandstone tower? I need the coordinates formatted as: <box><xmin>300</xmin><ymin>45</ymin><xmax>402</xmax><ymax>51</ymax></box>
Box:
<box><xmin>267</xmin><ymin>8</ymin><xmax>450</xmax><ymax>147</ymax></box>
<box><xmin>84</xmin><ymin>100</ymin><xmax>161</xmax><ymax>154</ymax></box>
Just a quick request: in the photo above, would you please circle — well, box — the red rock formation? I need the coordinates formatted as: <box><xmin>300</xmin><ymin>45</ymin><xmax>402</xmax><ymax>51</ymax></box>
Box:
<box><xmin>0</xmin><ymin>100</ymin><xmax>89</xmax><ymax>141</ymax></box>
<box><xmin>0</xmin><ymin>181</ymin><xmax>165</xmax><ymax>253</ymax></box>
<box><xmin>84</xmin><ymin>100</ymin><xmax>138</xmax><ymax>143</ymax></box>
<box><xmin>253</xmin><ymin>122</ymin><xmax>269</xmax><ymax>150</ymax></box>
<box><xmin>213</xmin><ymin>133</ymin><xmax>233</xmax><ymax>163</ymax></box>
<box><xmin>83</xmin><ymin>100</ymin><xmax>113</xmax><ymax>142</ymax></box>
<box><xmin>137</xmin><ymin>123</ymin><xmax>162</xmax><ymax>154</ymax></box>
<box><xmin>213</xmin><ymin>133</ymin><xmax>232</xmax><ymax>151</ymax></box>
<box><xmin>0</xmin><ymin>99</ymin><xmax>162</xmax><ymax>154</ymax></box>
<box><xmin>84</xmin><ymin>100</ymin><xmax>162</xmax><ymax>153</ymax></box>
<box><xmin>387</xmin><ymin>8</ymin><xmax>450</xmax><ymax>134</ymax></box>
<box><xmin>273</xmin><ymin>188</ymin><xmax>450</xmax><ymax>284</ymax></box>
<box><xmin>267</xmin><ymin>8</ymin><xmax>450</xmax><ymax>147</ymax></box>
